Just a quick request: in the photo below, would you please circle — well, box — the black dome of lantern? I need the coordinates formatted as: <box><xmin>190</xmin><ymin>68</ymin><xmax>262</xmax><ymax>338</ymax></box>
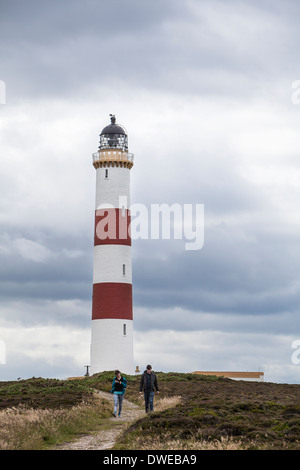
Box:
<box><xmin>99</xmin><ymin>114</ymin><xmax>128</xmax><ymax>151</ymax></box>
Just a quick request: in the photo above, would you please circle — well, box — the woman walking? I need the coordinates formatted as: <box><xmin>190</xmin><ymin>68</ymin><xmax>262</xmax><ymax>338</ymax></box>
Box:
<box><xmin>110</xmin><ymin>370</ymin><xmax>127</xmax><ymax>417</ymax></box>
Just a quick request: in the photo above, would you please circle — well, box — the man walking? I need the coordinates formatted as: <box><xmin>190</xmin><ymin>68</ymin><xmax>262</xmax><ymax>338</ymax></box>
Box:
<box><xmin>139</xmin><ymin>364</ymin><xmax>159</xmax><ymax>413</ymax></box>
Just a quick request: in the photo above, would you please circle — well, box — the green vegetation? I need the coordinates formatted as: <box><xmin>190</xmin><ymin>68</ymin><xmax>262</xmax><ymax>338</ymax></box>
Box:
<box><xmin>0</xmin><ymin>372</ymin><xmax>299</xmax><ymax>450</ymax></box>
<box><xmin>0</xmin><ymin>377</ymin><xmax>93</xmax><ymax>409</ymax></box>
<box><xmin>113</xmin><ymin>373</ymin><xmax>300</xmax><ymax>450</ymax></box>
<box><xmin>0</xmin><ymin>376</ymin><xmax>112</xmax><ymax>449</ymax></box>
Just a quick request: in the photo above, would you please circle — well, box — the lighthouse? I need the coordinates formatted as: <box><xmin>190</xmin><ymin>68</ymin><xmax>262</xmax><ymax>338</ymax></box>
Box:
<box><xmin>90</xmin><ymin>114</ymin><xmax>134</xmax><ymax>375</ymax></box>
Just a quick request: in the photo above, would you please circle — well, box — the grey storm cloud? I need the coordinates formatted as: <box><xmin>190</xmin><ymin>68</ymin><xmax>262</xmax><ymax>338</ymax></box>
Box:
<box><xmin>0</xmin><ymin>0</ymin><xmax>184</xmax><ymax>98</ymax></box>
<box><xmin>0</xmin><ymin>231</ymin><xmax>93</xmax><ymax>298</ymax></box>
<box><xmin>1</xmin><ymin>0</ymin><xmax>298</xmax><ymax>101</ymax></box>
<box><xmin>132</xmin><ymin>224</ymin><xmax>300</xmax><ymax>318</ymax></box>
<box><xmin>1</xmin><ymin>0</ymin><xmax>300</xmax><ymax>382</ymax></box>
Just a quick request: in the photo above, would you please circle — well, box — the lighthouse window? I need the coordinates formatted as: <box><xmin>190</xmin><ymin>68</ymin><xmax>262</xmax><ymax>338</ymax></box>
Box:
<box><xmin>122</xmin><ymin>264</ymin><xmax>126</xmax><ymax>276</ymax></box>
<box><xmin>105</xmin><ymin>169</ymin><xmax>108</xmax><ymax>179</ymax></box>
<box><xmin>123</xmin><ymin>324</ymin><xmax>126</xmax><ymax>336</ymax></box>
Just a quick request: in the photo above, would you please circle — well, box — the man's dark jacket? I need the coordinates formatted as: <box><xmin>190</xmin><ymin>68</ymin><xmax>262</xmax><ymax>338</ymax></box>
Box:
<box><xmin>140</xmin><ymin>370</ymin><xmax>159</xmax><ymax>392</ymax></box>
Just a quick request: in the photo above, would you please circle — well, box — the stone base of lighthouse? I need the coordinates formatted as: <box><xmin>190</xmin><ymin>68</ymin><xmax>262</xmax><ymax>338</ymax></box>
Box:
<box><xmin>90</xmin><ymin>319</ymin><xmax>134</xmax><ymax>375</ymax></box>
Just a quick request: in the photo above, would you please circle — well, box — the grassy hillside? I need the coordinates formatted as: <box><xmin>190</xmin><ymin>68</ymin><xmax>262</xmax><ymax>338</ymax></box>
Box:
<box><xmin>114</xmin><ymin>372</ymin><xmax>300</xmax><ymax>450</ymax></box>
<box><xmin>0</xmin><ymin>377</ymin><xmax>112</xmax><ymax>449</ymax></box>
<box><xmin>0</xmin><ymin>372</ymin><xmax>299</xmax><ymax>450</ymax></box>
<box><xmin>88</xmin><ymin>371</ymin><xmax>300</xmax><ymax>450</ymax></box>
<box><xmin>0</xmin><ymin>377</ymin><xmax>93</xmax><ymax>409</ymax></box>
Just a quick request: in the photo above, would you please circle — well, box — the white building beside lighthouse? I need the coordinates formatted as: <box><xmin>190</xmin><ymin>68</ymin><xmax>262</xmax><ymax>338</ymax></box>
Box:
<box><xmin>90</xmin><ymin>115</ymin><xmax>134</xmax><ymax>375</ymax></box>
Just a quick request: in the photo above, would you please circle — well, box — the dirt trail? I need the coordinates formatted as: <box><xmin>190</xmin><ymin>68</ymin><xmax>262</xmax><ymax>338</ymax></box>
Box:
<box><xmin>55</xmin><ymin>391</ymin><xmax>144</xmax><ymax>450</ymax></box>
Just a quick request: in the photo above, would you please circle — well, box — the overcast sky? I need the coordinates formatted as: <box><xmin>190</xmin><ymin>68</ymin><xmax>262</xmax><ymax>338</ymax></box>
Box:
<box><xmin>0</xmin><ymin>0</ymin><xmax>300</xmax><ymax>383</ymax></box>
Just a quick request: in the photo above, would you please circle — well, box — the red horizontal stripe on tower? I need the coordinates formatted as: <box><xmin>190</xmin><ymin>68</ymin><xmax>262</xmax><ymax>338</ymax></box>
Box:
<box><xmin>92</xmin><ymin>283</ymin><xmax>133</xmax><ymax>320</ymax></box>
<box><xmin>94</xmin><ymin>208</ymin><xmax>131</xmax><ymax>246</ymax></box>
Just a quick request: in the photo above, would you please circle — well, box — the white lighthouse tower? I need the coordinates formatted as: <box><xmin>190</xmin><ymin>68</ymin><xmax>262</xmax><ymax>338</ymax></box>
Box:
<box><xmin>90</xmin><ymin>115</ymin><xmax>134</xmax><ymax>375</ymax></box>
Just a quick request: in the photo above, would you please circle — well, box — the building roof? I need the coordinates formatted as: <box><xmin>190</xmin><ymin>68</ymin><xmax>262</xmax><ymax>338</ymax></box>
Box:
<box><xmin>192</xmin><ymin>371</ymin><xmax>264</xmax><ymax>378</ymax></box>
